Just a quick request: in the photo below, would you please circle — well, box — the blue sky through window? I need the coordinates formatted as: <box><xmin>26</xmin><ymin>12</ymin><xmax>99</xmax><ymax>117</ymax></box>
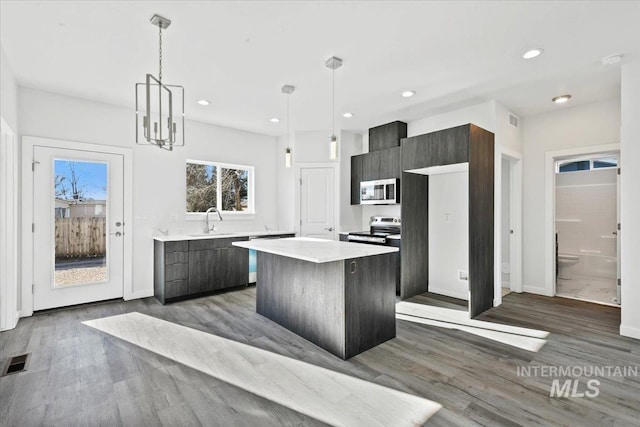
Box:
<box><xmin>55</xmin><ymin>160</ymin><xmax>107</xmax><ymax>200</ymax></box>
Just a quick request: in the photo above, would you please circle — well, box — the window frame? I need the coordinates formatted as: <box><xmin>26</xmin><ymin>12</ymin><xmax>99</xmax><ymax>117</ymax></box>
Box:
<box><xmin>185</xmin><ymin>159</ymin><xmax>255</xmax><ymax>219</ymax></box>
<box><xmin>555</xmin><ymin>155</ymin><xmax>618</xmax><ymax>174</ymax></box>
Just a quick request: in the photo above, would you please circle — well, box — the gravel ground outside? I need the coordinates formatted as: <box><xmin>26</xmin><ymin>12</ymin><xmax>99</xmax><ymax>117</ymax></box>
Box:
<box><xmin>55</xmin><ymin>263</ymin><xmax>107</xmax><ymax>287</ymax></box>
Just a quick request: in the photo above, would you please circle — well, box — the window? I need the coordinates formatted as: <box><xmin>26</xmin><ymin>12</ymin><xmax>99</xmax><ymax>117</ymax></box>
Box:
<box><xmin>556</xmin><ymin>156</ymin><xmax>618</xmax><ymax>173</ymax></box>
<box><xmin>186</xmin><ymin>160</ymin><xmax>254</xmax><ymax>214</ymax></box>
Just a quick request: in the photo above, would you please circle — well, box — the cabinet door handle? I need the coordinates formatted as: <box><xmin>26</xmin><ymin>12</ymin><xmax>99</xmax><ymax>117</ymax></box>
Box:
<box><xmin>324</xmin><ymin>227</ymin><xmax>334</xmax><ymax>232</ymax></box>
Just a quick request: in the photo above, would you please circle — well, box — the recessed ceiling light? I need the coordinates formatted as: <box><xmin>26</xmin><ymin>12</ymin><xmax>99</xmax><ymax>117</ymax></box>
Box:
<box><xmin>552</xmin><ymin>95</ymin><xmax>572</xmax><ymax>104</ymax></box>
<box><xmin>402</xmin><ymin>91</ymin><xmax>416</xmax><ymax>98</ymax></box>
<box><xmin>601</xmin><ymin>54</ymin><xmax>623</xmax><ymax>65</ymax></box>
<box><xmin>270</xmin><ymin>117</ymin><xmax>280</xmax><ymax>123</ymax></box>
<box><xmin>197</xmin><ymin>99</ymin><xmax>210</xmax><ymax>106</ymax></box>
<box><xmin>523</xmin><ymin>48</ymin><xmax>544</xmax><ymax>59</ymax></box>
<box><xmin>343</xmin><ymin>112</ymin><xmax>353</xmax><ymax>118</ymax></box>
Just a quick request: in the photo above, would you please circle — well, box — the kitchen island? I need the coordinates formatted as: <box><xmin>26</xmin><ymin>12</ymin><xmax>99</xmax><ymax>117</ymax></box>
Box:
<box><xmin>233</xmin><ymin>237</ymin><xmax>398</xmax><ymax>359</ymax></box>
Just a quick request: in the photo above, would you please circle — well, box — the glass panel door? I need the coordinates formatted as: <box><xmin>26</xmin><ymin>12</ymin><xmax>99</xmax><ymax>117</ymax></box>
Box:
<box><xmin>53</xmin><ymin>160</ymin><xmax>108</xmax><ymax>287</ymax></box>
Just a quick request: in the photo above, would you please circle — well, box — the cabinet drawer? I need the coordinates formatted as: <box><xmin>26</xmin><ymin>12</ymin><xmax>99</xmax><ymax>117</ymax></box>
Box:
<box><xmin>166</xmin><ymin>263</ymin><xmax>189</xmax><ymax>281</ymax></box>
<box><xmin>165</xmin><ymin>251</ymin><xmax>188</xmax><ymax>265</ymax></box>
<box><xmin>165</xmin><ymin>279</ymin><xmax>189</xmax><ymax>299</ymax></box>
<box><xmin>165</xmin><ymin>241</ymin><xmax>188</xmax><ymax>252</ymax></box>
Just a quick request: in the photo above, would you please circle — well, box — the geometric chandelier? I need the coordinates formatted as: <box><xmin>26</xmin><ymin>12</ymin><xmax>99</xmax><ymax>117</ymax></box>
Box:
<box><xmin>136</xmin><ymin>14</ymin><xmax>185</xmax><ymax>150</ymax></box>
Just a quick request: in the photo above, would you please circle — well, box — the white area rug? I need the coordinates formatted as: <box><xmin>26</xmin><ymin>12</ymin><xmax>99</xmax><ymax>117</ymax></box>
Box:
<box><xmin>396</xmin><ymin>302</ymin><xmax>549</xmax><ymax>352</ymax></box>
<box><xmin>83</xmin><ymin>312</ymin><xmax>441</xmax><ymax>427</ymax></box>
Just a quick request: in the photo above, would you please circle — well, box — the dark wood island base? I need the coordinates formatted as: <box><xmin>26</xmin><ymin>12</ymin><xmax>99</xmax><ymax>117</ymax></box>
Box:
<box><xmin>256</xmin><ymin>251</ymin><xmax>397</xmax><ymax>359</ymax></box>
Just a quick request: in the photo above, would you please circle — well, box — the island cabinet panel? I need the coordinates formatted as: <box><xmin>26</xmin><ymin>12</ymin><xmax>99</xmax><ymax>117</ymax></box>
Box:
<box><xmin>257</xmin><ymin>252</ymin><xmax>347</xmax><ymax>358</ymax></box>
<box><xmin>256</xmin><ymin>251</ymin><xmax>397</xmax><ymax>360</ymax></box>
<box><xmin>369</xmin><ymin>121</ymin><xmax>407</xmax><ymax>152</ymax></box>
<box><xmin>344</xmin><ymin>253</ymin><xmax>396</xmax><ymax>358</ymax></box>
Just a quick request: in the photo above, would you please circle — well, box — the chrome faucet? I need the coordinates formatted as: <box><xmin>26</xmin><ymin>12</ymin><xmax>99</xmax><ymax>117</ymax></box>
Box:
<box><xmin>204</xmin><ymin>207</ymin><xmax>223</xmax><ymax>233</ymax></box>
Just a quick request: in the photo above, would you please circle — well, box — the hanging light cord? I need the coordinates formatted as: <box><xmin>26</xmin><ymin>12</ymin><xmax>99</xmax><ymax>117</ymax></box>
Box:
<box><xmin>158</xmin><ymin>24</ymin><xmax>163</xmax><ymax>82</ymax></box>
<box><xmin>287</xmin><ymin>92</ymin><xmax>290</xmax><ymax>146</ymax></box>
<box><xmin>331</xmin><ymin>67</ymin><xmax>335</xmax><ymax>136</ymax></box>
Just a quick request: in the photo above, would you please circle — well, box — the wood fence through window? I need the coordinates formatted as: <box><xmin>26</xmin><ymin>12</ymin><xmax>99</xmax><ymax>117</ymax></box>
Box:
<box><xmin>55</xmin><ymin>217</ymin><xmax>106</xmax><ymax>259</ymax></box>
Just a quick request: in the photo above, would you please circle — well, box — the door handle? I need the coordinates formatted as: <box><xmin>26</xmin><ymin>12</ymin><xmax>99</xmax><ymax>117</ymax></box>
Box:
<box><xmin>324</xmin><ymin>227</ymin><xmax>333</xmax><ymax>232</ymax></box>
<box><xmin>109</xmin><ymin>231</ymin><xmax>123</xmax><ymax>237</ymax></box>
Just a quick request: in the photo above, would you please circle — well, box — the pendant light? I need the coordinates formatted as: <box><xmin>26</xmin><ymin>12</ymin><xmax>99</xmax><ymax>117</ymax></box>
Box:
<box><xmin>135</xmin><ymin>14</ymin><xmax>185</xmax><ymax>151</ymax></box>
<box><xmin>282</xmin><ymin>85</ymin><xmax>295</xmax><ymax>168</ymax></box>
<box><xmin>325</xmin><ymin>57</ymin><xmax>342</xmax><ymax>160</ymax></box>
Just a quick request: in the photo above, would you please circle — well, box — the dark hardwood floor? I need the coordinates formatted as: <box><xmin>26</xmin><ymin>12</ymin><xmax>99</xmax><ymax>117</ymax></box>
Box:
<box><xmin>1</xmin><ymin>289</ymin><xmax>638</xmax><ymax>426</ymax></box>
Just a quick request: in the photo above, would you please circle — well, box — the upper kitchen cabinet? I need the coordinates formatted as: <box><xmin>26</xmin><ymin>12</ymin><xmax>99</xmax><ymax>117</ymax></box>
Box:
<box><xmin>401</xmin><ymin>124</ymin><xmax>470</xmax><ymax>171</ymax></box>
<box><xmin>350</xmin><ymin>147</ymin><xmax>401</xmax><ymax>205</ymax></box>
<box><xmin>369</xmin><ymin>121</ymin><xmax>407</xmax><ymax>152</ymax></box>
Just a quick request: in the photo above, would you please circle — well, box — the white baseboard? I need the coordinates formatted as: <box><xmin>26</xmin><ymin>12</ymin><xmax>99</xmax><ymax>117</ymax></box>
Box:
<box><xmin>523</xmin><ymin>285</ymin><xmax>548</xmax><ymax>295</ymax></box>
<box><xmin>620</xmin><ymin>324</ymin><xmax>640</xmax><ymax>340</ymax></box>
<box><xmin>125</xmin><ymin>289</ymin><xmax>154</xmax><ymax>301</ymax></box>
<box><xmin>429</xmin><ymin>287</ymin><xmax>469</xmax><ymax>301</ymax></box>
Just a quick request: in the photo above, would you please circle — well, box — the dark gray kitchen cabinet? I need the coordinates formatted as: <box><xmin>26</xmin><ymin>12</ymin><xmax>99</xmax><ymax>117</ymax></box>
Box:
<box><xmin>154</xmin><ymin>240</ymin><xmax>190</xmax><ymax>304</ymax></box>
<box><xmin>154</xmin><ymin>236</ymin><xmax>249</xmax><ymax>304</ymax></box>
<box><xmin>350</xmin><ymin>146</ymin><xmax>401</xmax><ymax>204</ymax></box>
<box><xmin>401</xmin><ymin>124</ymin><xmax>470</xmax><ymax>171</ymax></box>
<box><xmin>369</xmin><ymin>121</ymin><xmax>407</xmax><ymax>152</ymax></box>
<box><xmin>379</xmin><ymin>146</ymin><xmax>401</xmax><ymax>180</ymax></box>
<box><xmin>400</xmin><ymin>123</ymin><xmax>495</xmax><ymax>318</ymax></box>
<box><xmin>350</xmin><ymin>154</ymin><xmax>363</xmax><ymax>205</ymax></box>
<box><xmin>362</xmin><ymin>150</ymin><xmax>381</xmax><ymax>181</ymax></box>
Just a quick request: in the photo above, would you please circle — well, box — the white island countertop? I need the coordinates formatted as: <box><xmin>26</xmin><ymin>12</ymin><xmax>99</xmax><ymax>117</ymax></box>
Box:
<box><xmin>153</xmin><ymin>230</ymin><xmax>294</xmax><ymax>242</ymax></box>
<box><xmin>232</xmin><ymin>237</ymin><xmax>398</xmax><ymax>263</ymax></box>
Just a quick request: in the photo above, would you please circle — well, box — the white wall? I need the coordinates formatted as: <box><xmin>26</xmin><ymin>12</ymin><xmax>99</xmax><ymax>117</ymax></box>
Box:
<box><xmin>276</xmin><ymin>129</ymin><xmax>362</xmax><ymax>235</ymax></box>
<box><xmin>428</xmin><ymin>171</ymin><xmax>469</xmax><ymax>300</ymax></box>
<box><xmin>18</xmin><ymin>87</ymin><xmax>279</xmax><ymax>303</ymax></box>
<box><xmin>620</xmin><ymin>60</ymin><xmax>640</xmax><ymax>339</ymax></box>
<box><xmin>0</xmin><ymin>45</ymin><xmax>18</xmax><ymax>132</ymax></box>
<box><xmin>521</xmin><ymin>99</ymin><xmax>621</xmax><ymax>294</ymax></box>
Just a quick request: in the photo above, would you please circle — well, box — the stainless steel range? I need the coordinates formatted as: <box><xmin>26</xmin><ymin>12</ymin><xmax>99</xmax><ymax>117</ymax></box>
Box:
<box><xmin>341</xmin><ymin>216</ymin><xmax>401</xmax><ymax>294</ymax></box>
<box><xmin>346</xmin><ymin>216</ymin><xmax>401</xmax><ymax>245</ymax></box>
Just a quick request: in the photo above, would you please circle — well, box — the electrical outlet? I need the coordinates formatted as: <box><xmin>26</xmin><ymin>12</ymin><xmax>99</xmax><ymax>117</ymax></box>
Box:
<box><xmin>458</xmin><ymin>270</ymin><xmax>469</xmax><ymax>281</ymax></box>
<box><xmin>444</xmin><ymin>213</ymin><xmax>451</xmax><ymax>223</ymax></box>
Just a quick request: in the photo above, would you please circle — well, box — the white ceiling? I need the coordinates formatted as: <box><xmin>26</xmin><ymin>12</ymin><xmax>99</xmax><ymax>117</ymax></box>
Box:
<box><xmin>1</xmin><ymin>1</ymin><xmax>639</xmax><ymax>136</ymax></box>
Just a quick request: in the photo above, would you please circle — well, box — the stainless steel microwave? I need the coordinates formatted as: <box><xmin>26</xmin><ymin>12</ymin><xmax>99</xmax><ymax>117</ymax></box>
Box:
<box><xmin>360</xmin><ymin>178</ymin><xmax>399</xmax><ymax>205</ymax></box>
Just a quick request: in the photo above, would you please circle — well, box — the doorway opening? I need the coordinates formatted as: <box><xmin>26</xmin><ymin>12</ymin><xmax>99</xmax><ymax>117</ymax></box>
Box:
<box><xmin>554</xmin><ymin>153</ymin><xmax>620</xmax><ymax>306</ymax></box>
<box><xmin>498</xmin><ymin>150</ymin><xmax>522</xmax><ymax>305</ymax></box>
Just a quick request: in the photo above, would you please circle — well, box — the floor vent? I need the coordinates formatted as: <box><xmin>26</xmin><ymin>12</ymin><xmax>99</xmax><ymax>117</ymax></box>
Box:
<box><xmin>2</xmin><ymin>353</ymin><xmax>30</xmax><ymax>376</ymax></box>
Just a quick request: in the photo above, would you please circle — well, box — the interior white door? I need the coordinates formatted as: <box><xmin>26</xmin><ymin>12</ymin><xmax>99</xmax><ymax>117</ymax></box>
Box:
<box><xmin>300</xmin><ymin>167</ymin><xmax>335</xmax><ymax>239</ymax></box>
<box><xmin>616</xmin><ymin>167</ymin><xmax>621</xmax><ymax>305</ymax></box>
<box><xmin>32</xmin><ymin>146</ymin><xmax>124</xmax><ymax>310</ymax></box>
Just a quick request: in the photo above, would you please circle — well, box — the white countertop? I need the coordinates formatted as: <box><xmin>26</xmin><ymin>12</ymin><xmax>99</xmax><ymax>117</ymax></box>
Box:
<box><xmin>232</xmin><ymin>237</ymin><xmax>398</xmax><ymax>263</ymax></box>
<box><xmin>153</xmin><ymin>230</ymin><xmax>295</xmax><ymax>242</ymax></box>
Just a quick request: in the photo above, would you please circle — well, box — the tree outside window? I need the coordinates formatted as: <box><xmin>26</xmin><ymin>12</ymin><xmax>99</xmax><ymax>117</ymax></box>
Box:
<box><xmin>186</xmin><ymin>161</ymin><xmax>253</xmax><ymax>213</ymax></box>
